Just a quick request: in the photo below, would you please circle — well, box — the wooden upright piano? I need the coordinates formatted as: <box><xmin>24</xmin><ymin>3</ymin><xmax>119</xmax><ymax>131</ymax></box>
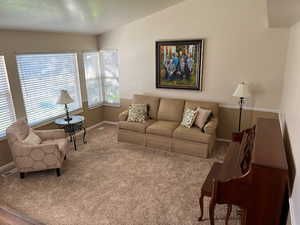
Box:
<box><xmin>209</xmin><ymin>118</ymin><xmax>289</xmax><ymax>225</ymax></box>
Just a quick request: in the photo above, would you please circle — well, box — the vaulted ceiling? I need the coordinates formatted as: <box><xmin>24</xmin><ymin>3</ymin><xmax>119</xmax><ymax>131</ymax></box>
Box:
<box><xmin>1</xmin><ymin>0</ymin><xmax>300</xmax><ymax>34</ymax></box>
<box><xmin>0</xmin><ymin>0</ymin><xmax>183</xmax><ymax>34</ymax></box>
<box><xmin>268</xmin><ymin>0</ymin><xmax>300</xmax><ymax>28</ymax></box>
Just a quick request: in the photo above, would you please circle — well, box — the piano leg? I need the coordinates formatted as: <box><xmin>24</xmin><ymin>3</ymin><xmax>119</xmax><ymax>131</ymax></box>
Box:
<box><xmin>225</xmin><ymin>204</ymin><xmax>232</xmax><ymax>225</ymax></box>
<box><xmin>209</xmin><ymin>199</ymin><xmax>216</xmax><ymax>225</ymax></box>
<box><xmin>198</xmin><ymin>193</ymin><xmax>204</xmax><ymax>221</ymax></box>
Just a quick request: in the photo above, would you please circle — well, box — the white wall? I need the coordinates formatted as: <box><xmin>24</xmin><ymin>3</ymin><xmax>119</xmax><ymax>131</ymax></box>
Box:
<box><xmin>280</xmin><ymin>20</ymin><xmax>300</xmax><ymax>225</ymax></box>
<box><xmin>98</xmin><ymin>0</ymin><xmax>289</xmax><ymax>110</ymax></box>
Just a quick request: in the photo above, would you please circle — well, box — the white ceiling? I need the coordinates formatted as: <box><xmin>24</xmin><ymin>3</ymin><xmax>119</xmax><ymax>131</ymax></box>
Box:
<box><xmin>0</xmin><ymin>0</ymin><xmax>183</xmax><ymax>34</ymax></box>
<box><xmin>268</xmin><ymin>0</ymin><xmax>300</xmax><ymax>28</ymax></box>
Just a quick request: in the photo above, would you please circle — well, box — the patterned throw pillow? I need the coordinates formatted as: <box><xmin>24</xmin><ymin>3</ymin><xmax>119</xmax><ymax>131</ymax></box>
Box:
<box><xmin>23</xmin><ymin>130</ymin><xmax>42</xmax><ymax>145</ymax></box>
<box><xmin>195</xmin><ymin>107</ymin><xmax>212</xmax><ymax>129</ymax></box>
<box><xmin>127</xmin><ymin>104</ymin><xmax>147</xmax><ymax>123</ymax></box>
<box><xmin>181</xmin><ymin>108</ymin><xmax>198</xmax><ymax>128</ymax></box>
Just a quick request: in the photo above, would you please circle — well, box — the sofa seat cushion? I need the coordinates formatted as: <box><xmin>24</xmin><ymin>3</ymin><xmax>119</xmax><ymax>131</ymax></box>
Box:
<box><xmin>173</xmin><ymin>126</ymin><xmax>211</xmax><ymax>144</ymax></box>
<box><xmin>118</xmin><ymin>120</ymin><xmax>155</xmax><ymax>133</ymax></box>
<box><xmin>146</xmin><ymin>121</ymin><xmax>179</xmax><ymax>137</ymax></box>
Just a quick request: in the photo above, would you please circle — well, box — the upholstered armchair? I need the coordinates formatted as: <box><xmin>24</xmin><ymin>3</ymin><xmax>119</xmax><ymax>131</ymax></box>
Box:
<box><xmin>6</xmin><ymin>120</ymin><xmax>70</xmax><ymax>178</ymax></box>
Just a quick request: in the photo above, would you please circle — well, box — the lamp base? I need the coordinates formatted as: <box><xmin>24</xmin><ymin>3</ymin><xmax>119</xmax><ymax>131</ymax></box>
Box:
<box><xmin>64</xmin><ymin>117</ymin><xmax>72</xmax><ymax>122</ymax></box>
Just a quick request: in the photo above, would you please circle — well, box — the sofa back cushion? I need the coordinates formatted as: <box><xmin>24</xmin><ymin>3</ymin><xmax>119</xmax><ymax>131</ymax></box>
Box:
<box><xmin>133</xmin><ymin>95</ymin><xmax>160</xmax><ymax>120</ymax></box>
<box><xmin>185</xmin><ymin>100</ymin><xmax>219</xmax><ymax>118</ymax></box>
<box><xmin>157</xmin><ymin>98</ymin><xmax>185</xmax><ymax>122</ymax></box>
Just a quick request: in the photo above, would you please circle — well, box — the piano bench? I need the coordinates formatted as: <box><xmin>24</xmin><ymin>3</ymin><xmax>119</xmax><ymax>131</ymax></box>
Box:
<box><xmin>199</xmin><ymin>162</ymin><xmax>232</xmax><ymax>224</ymax></box>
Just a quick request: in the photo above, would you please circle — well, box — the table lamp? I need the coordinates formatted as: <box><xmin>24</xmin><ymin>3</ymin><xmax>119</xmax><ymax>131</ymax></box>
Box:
<box><xmin>233</xmin><ymin>82</ymin><xmax>250</xmax><ymax>132</ymax></box>
<box><xmin>57</xmin><ymin>90</ymin><xmax>74</xmax><ymax>121</ymax></box>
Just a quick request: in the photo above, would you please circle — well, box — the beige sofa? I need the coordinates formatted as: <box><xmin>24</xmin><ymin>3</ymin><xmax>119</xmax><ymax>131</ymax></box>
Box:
<box><xmin>118</xmin><ymin>95</ymin><xmax>219</xmax><ymax>158</ymax></box>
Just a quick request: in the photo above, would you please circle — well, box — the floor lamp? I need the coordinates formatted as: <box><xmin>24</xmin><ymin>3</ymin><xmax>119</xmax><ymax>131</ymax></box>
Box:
<box><xmin>233</xmin><ymin>82</ymin><xmax>250</xmax><ymax>132</ymax></box>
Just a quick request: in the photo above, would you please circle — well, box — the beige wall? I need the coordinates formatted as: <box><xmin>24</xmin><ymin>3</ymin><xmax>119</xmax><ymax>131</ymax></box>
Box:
<box><xmin>103</xmin><ymin>98</ymin><xmax>278</xmax><ymax>140</ymax></box>
<box><xmin>98</xmin><ymin>0</ymin><xmax>289</xmax><ymax>111</ymax></box>
<box><xmin>0</xmin><ymin>30</ymin><xmax>103</xmax><ymax>167</ymax></box>
<box><xmin>280</xmin><ymin>20</ymin><xmax>300</xmax><ymax>225</ymax></box>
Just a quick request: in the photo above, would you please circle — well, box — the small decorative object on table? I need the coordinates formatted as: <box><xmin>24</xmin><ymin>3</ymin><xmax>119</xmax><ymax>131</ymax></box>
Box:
<box><xmin>232</xmin><ymin>82</ymin><xmax>250</xmax><ymax>142</ymax></box>
<box><xmin>56</xmin><ymin>90</ymin><xmax>74</xmax><ymax>122</ymax></box>
<box><xmin>55</xmin><ymin>115</ymin><xmax>87</xmax><ymax>151</ymax></box>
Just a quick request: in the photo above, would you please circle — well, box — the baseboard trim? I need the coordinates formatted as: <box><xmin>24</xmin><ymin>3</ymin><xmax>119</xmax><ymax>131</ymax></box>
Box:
<box><xmin>102</xmin><ymin>121</ymin><xmax>118</xmax><ymax>125</ymax></box>
<box><xmin>219</xmin><ymin>104</ymin><xmax>279</xmax><ymax>113</ymax></box>
<box><xmin>289</xmin><ymin>199</ymin><xmax>297</xmax><ymax>225</ymax></box>
<box><xmin>0</xmin><ymin>162</ymin><xmax>14</xmax><ymax>174</ymax></box>
<box><xmin>216</xmin><ymin>138</ymin><xmax>231</xmax><ymax>143</ymax></box>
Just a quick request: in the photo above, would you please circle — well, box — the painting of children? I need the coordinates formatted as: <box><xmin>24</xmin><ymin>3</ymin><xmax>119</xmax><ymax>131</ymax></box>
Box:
<box><xmin>156</xmin><ymin>40</ymin><xmax>204</xmax><ymax>90</ymax></box>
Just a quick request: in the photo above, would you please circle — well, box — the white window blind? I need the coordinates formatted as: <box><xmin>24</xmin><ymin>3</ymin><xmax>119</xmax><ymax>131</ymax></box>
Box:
<box><xmin>100</xmin><ymin>50</ymin><xmax>120</xmax><ymax>105</ymax></box>
<box><xmin>83</xmin><ymin>52</ymin><xmax>103</xmax><ymax>108</ymax></box>
<box><xmin>16</xmin><ymin>53</ymin><xmax>82</xmax><ymax>125</ymax></box>
<box><xmin>0</xmin><ymin>56</ymin><xmax>16</xmax><ymax>137</ymax></box>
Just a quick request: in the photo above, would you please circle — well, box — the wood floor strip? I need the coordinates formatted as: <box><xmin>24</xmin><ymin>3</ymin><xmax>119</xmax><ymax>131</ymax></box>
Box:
<box><xmin>0</xmin><ymin>206</ymin><xmax>45</xmax><ymax>225</ymax></box>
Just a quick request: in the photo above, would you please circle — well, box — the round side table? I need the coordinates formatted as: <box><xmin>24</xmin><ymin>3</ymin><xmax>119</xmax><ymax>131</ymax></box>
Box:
<box><xmin>55</xmin><ymin>115</ymin><xmax>87</xmax><ymax>151</ymax></box>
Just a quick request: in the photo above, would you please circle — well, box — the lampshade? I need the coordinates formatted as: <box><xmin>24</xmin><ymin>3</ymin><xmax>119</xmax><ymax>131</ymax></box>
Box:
<box><xmin>233</xmin><ymin>82</ymin><xmax>250</xmax><ymax>98</ymax></box>
<box><xmin>56</xmin><ymin>90</ymin><xmax>74</xmax><ymax>104</ymax></box>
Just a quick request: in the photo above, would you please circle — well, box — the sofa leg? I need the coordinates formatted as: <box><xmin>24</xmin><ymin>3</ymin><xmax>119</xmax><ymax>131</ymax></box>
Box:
<box><xmin>20</xmin><ymin>172</ymin><xmax>25</xmax><ymax>179</ymax></box>
<box><xmin>56</xmin><ymin>168</ymin><xmax>61</xmax><ymax>177</ymax></box>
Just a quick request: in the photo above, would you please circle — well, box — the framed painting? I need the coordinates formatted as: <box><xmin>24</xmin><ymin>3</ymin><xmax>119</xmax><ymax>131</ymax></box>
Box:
<box><xmin>156</xmin><ymin>39</ymin><xmax>204</xmax><ymax>90</ymax></box>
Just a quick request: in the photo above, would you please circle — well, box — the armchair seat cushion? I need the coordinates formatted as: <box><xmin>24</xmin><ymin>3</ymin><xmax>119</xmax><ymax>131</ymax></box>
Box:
<box><xmin>118</xmin><ymin>120</ymin><xmax>155</xmax><ymax>133</ymax></box>
<box><xmin>173</xmin><ymin>126</ymin><xmax>211</xmax><ymax>143</ymax></box>
<box><xmin>146</xmin><ymin>121</ymin><xmax>179</xmax><ymax>137</ymax></box>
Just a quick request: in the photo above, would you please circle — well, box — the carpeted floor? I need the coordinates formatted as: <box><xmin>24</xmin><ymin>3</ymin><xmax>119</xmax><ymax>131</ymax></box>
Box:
<box><xmin>0</xmin><ymin>124</ymin><xmax>240</xmax><ymax>225</ymax></box>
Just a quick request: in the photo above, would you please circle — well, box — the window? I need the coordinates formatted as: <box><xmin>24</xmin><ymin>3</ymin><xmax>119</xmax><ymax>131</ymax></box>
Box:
<box><xmin>16</xmin><ymin>53</ymin><xmax>82</xmax><ymax>125</ymax></box>
<box><xmin>0</xmin><ymin>56</ymin><xmax>16</xmax><ymax>137</ymax></box>
<box><xmin>83</xmin><ymin>52</ymin><xmax>103</xmax><ymax>108</ymax></box>
<box><xmin>100</xmin><ymin>50</ymin><xmax>120</xmax><ymax>105</ymax></box>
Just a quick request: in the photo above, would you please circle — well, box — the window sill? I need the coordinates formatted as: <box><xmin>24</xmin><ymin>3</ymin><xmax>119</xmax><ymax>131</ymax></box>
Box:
<box><xmin>0</xmin><ymin>109</ymin><xmax>84</xmax><ymax>141</ymax></box>
<box><xmin>0</xmin><ymin>136</ymin><xmax>7</xmax><ymax>142</ymax></box>
<box><xmin>103</xmin><ymin>103</ymin><xmax>121</xmax><ymax>108</ymax></box>
<box><xmin>32</xmin><ymin>108</ymin><xmax>84</xmax><ymax>129</ymax></box>
<box><xmin>87</xmin><ymin>104</ymin><xmax>103</xmax><ymax>110</ymax></box>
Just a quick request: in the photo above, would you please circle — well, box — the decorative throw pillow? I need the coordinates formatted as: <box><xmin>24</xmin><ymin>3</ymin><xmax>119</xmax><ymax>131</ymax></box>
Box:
<box><xmin>127</xmin><ymin>104</ymin><xmax>147</xmax><ymax>123</ymax></box>
<box><xmin>195</xmin><ymin>107</ymin><xmax>212</xmax><ymax>129</ymax></box>
<box><xmin>181</xmin><ymin>108</ymin><xmax>198</xmax><ymax>128</ymax></box>
<box><xmin>23</xmin><ymin>131</ymin><xmax>42</xmax><ymax>145</ymax></box>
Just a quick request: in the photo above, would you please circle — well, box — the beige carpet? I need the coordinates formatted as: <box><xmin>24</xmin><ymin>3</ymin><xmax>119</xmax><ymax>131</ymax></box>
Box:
<box><xmin>0</xmin><ymin>124</ymin><xmax>240</xmax><ymax>225</ymax></box>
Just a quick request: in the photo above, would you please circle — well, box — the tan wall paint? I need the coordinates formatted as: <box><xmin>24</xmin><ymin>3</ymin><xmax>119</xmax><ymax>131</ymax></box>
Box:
<box><xmin>280</xmin><ymin>20</ymin><xmax>300</xmax><ymax>225</ymax></box>
<box><xmin>103</xmin><ymin>98</ymin><xmax>278</xmax><ymax>140</ymax></box>
<box><xmin>98</xmin><ymin>0</ymin><xmax>289</xmax><ymax>111</ymax></box>
<box><xmin>0</xmin><ymin>30</ymin><xmax>103</xmax><ymax>167</ymax></box>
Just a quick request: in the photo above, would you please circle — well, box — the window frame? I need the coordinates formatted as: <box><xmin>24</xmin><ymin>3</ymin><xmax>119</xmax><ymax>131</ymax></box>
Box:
<box><xmin>0</xmin><ymin>55</ymin><xmax>16</xmax><ymax>139</ymax></box>
<box><xmin>99</xmin><ymin>49</ymin><xmax>120</xmax><ymax>106</ymax></box>
<box><xmin>83</xmin><ymin>51</ymin><xmax>104</xmax><ymax>109</ymax></box>
<box><xmin>16</xmin><ymin>52</ymin><xmax>83</xmax><ymax>126</ymax></box>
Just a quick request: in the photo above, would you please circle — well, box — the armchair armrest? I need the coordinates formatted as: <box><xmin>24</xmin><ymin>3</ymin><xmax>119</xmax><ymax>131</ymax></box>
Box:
<box><xmin>119</xmin><ymin>110</ymin><xmax>129</xmax><ymax>121</ymax></box>
<box><xmin>13</xmin><ymin>142</ymin><xmax>62</xmax><ymax>171</ymax></box>
<box><xmin>34</xmin><ymin>129</ymin><xmax>67</xmax><ymax>141</ymax></box>
<box><xmin>203</xmin><ymin>118</ymin><xmax>218</xmax><ymax>135</ymax></box>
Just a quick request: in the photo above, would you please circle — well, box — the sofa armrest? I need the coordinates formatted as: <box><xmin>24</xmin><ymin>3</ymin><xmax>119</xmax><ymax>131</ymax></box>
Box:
<box><xmin>34</xmin><ymin>129</ymin><xmax>67</xmax><ymax>140</ymax></box>
<box><xmin>119</xmin><ymin>110</ymin><xmax>129</xmax><ymax>121</ymax></box>
<box><xmin>203</xmin><ymin>118</ymin><xmax>218</xmax><ymax>135</ymax></box>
